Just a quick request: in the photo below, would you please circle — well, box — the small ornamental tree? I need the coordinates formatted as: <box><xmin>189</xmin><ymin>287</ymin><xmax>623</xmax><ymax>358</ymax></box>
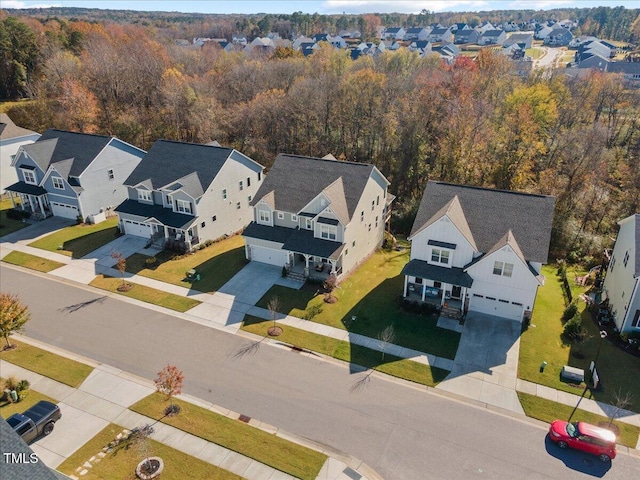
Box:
<box><xmin>154</xmin><ymin>364</ymin><xmax>184</xmax><ymax>416</ymax></box>
<box><xmin>0</xmin><ymin>293</ymin><xmax>31</xmax><ymax>349</ymax></box>
<box><xmin>110</xmin><ymin>250</ymin><xmax>127</xmax><ymax>288</ymax></box>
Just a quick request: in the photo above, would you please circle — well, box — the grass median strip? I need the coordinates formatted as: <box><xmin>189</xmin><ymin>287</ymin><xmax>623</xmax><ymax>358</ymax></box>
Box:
<box><xmin>517</xmin><ymin>392</ymin><xmax>639</xmax><ymax>449</ymax></box>
<box><xmin>28</xmin><ymin>217</ymin><xmax>119</xmax><ymax>258</ymax></box>
<box><xmin>242</xmin><ymin>315</ymin><xmax>449</xmax><ymax>387</ymax></box>
<box><xmin>89</xmin><ymin>274</ymin><xmax>201</xmax><ymax>312</ymax></box>
<box><xmin>0</xmin><ymin>339</ymin><xmax>93</xmax><ymax>388</ymax></box>
<box><xmin>57</xmin><ymin>423</ymin><xmax>242</xmax><ymax>480</ymax></box>
<box><xmin>131</xmin><ymin>393</ymin><xmax>326</xmax><ymax>480</ymax></box>
<box><xmin>1</xmin><ymin>250</ymin><xmax>66</xmax><ymax>272</ymax></box>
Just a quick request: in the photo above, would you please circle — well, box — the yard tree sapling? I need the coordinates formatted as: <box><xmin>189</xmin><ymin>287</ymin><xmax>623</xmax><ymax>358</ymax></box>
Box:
<box><xmin>154</xmin><ymin>364</ymin><xmax>184</xmax><ymax>416</ymax></box>
<box><xmin>0</xmin><ymin>293</ymin><xmax>31</xmax><ymax>349</ymax></box>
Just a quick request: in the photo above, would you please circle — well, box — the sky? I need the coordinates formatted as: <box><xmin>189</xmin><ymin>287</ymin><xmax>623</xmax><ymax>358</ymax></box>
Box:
<box><xmin>2</xmin><ymin>0</ymin><xmax>639</xmax><ymax>15</ymax></box>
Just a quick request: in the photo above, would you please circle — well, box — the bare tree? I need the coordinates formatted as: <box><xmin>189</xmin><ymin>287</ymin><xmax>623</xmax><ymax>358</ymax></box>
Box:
<box><xmin>377</xmin><ymin>325</ymin><xmax>396</xmax><ymax>361</ymax></box>
<box><xmin>267</xmin><ymin>296</ymin><xmax>282</xmax><ymax>337</ymax></box>
<box><xmin>110</xmin><ymin>250</ymin><xmax>127</xmax><ymax>288</ymax></box>
<box><xmin>154</xmin><ymin>364</ymin><xmax>184</xmax><ymax>416</ymax></box>
<box><xmin>0</xmin><ymin>293</ymin><xmax>31</xmax><ymax>349</ymax></box>
<box><xmin>608</xmin><ymin>389</ymin><xmax>633</xmax><ymax>428</ymax></box>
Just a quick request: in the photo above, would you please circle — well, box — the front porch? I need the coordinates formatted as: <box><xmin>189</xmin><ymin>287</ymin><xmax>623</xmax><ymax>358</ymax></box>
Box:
<box><xmin>149</xmin><ymin>224</ymin><xmax>200</xmax><ymax>252</ymax></box>
<box><xmin>5</xmin><ymin>186</ymin><xmax>52</xmax><ymax>221</ymax></box>
<box><xmin>285</xmin><ymin>252</ymin><xmax>342</xmax><ymax>282</ymax></box>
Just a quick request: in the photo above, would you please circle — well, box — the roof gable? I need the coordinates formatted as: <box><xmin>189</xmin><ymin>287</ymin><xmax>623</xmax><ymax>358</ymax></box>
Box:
<box><xmin>410</xmin><ymin>181</ymin><xmax>556</xmax><ymax>263</ymax></box>
<box><xmin>410</xmin><ymin>195</ymin><xmax>477</xmax><ymax>251</ymax></box>
<box><xmin>251</xmin><ymin>154</ymin><xmax>379</xmax><ymax>222</ymax></box>
<box><xmin>0</xmin><ymin>113</ymin><xmax>39</xmax><ymax>140</ymax></box>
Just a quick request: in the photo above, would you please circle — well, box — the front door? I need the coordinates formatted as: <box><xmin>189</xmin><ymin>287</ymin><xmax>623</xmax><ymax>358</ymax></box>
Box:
<box><xmin>451</xmin><ymin>285</ymin><xmax>462</xmax><ymax>299</ymax></box>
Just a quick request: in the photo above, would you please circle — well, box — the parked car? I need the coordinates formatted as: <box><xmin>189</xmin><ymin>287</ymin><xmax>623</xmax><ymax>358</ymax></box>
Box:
<box><xmin>6</xmin><ymin>401</ymin><xmax>62</xmax><ymax>444</ymax></box>
<box><xmin>549</xmin><ymin>420</ymin><xmax>617</xmax><ymax>461</ymax></box>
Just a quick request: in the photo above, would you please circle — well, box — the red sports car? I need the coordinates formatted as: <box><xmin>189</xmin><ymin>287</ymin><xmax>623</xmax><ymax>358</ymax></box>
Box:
<box><xmin>549</xmin><ymin>420</ymin><xmax>617</xmax><ymax>462</ymax></box>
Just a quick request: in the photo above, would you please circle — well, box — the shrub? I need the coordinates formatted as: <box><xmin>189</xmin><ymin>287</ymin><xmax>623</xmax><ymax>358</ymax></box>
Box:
<box><xmin>563</xmin><ymin>313</ymin><xmax>583</xmax><ymax>339</ymax></box>
<box><xmin>324</xmin><ymin>293</ymin><xmax>337</xmax><ymax>304</ymax></box>
<box><xmin>6</xmin><ymin>209</ymin><xmax>30</xmax><ymax>220</ymax></box>
<box><xmin>561</xmin><ymin>302</ymin><xmax>578</xmax><ymax>324</ymax></box>
<box><xmin>303</xmin><ymin>304</ymin><xmax>323</xmax><ymax>320</ymax></box>
<box><xmin>282</xmin><ymin>265</ymin><xmax>288</xmax><ymax>277</ymax></box>
<box><xmin>323</xmin><ymin>275</ymin><xmax>338</xmax><ymax>292</ymax></box>
<box><xmin>145</xmin><ymin>256</ymin><xmax>157</xmax><ymax>265</ymax></box>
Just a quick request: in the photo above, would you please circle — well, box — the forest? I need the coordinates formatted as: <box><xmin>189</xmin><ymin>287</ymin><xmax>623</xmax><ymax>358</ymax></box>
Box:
<box><xmin>0</xmin><ymin>9</ymin><xmax>639</xmax><ymax>265</ymax></box>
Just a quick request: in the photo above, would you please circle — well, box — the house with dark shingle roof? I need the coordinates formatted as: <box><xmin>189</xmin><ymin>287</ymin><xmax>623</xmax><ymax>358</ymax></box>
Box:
<box><xmin>544</xmin><ymin>27</ymin><xmax>573</xmax><ymax>46</ymax></box>
<box><xmin>453</xmin><ymin>29</ymin><xmax>480</xmax><ymax>45</ymax></box>
<box><xmin>6</xmin><ymin>129</ymin><xmax>144</xmax><ymax>222</ymax></box>
<box><xmin>115</xmin><ymin>139</ymin><xmax>263</xmax><ymax>252</ymax></box>
<box><xmin>0</xmin><ymin>114</ymin><xmax>41</xmax><ymax>192</ymax></box>
<box><xmin>382</xmin><ymin>27</ymin><xmax>406</xmax><ymax>40</ymax></box>
<box><xmin>402</xmin><ymin>181</ymin><xmax>555</xmax><ymax>321</ymax></box>
<box><xmin>243</xmin><ymin>154</ymin><xmax>392</xmax><ymax>280</ymax></box>
<box><xmin>404</xmin><ymin>27</ymin><xmax>430</xmax><ymax>42</ymax></box>
<box><xmin>428</xmin><ymin>27</ymin><xmax>453</xmax><ymax>44</ymax></box>
<box><xmin>602</xmin><ymin>214</ymin><xmax>640</xmax><ymax>334</ymax></box>
<box><xmin>478</xmin><ymin>29</ymin><xmax>507</xmax><ymax>46</ymax></box>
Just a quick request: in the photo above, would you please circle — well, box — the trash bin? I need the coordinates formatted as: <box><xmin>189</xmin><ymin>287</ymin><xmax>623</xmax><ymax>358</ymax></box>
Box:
<box><xmin>10</xmin><ymin>390</ymin><xmax>18</xmax><ymax>402</ymax></box>
<box><xmin>195</xmin><ymin>273</ymin><xmax>200</xmax><ymax>281</ymax></box>
<box><xmin>540</xmin><ymin>361</ymin><xmax>547</xmax><ymax>373</ymax></box>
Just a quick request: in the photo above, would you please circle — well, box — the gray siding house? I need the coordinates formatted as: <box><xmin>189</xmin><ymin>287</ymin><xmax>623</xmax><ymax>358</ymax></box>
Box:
<box><xmin>6</xmin><ymin>129</ymin><xmax>145</xmax><ymax>221</ymax></box>
<box><xmin>115</xmin><ymin>140</ymin><xmax>264</xmax><ymax>251</ymax></box>
<box><xmin>0</xmin><ymin>114</ymin><xmax>41</xmax><ymax>192</ymax></box>
<box><xmin>243</xmin><ymin>154</ymin><xmax>392</xmax><ymax>281</ymax></box>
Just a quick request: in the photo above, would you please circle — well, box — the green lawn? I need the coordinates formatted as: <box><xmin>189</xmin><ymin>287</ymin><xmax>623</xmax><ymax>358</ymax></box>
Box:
<box><xmin>0</xmin><ymin>340</ymin><xmax>93</xmax><ymax>388</ymax></box>
<box><xmin>1</xmin><ymin>250</ymin><xmax>66</xmax><ymax>272</ymax></box>
<box><xmin>131</xmin><ymin>393</ymin><xmax>326</xmax><ymax>480</ymax></box>
<box><xmin>518</xmin><ymin>392</ymin><xmax>639</xmax><ymax>449</ymax></box>
<box><xmin>125</xmin><ymin>235</ymin><xmax>247</xmax><ymax>293</ymax></box>
<box><xmin>242</xmin><ymin>315</ymin><xmax>449</xmax><ymax>386</ymax></box>
<box><xmin>525</xmin><ymin>47</ymin><xmax>544</xmax><ymax>59</ymax></box>
<box><xmin>89</xmin><ymin>274</ymin><xmax>201</xmax><ymax>312</ymax></box>
<box><xmin>0</xmin><ymin>387</ymin><xmax>57</xmax><ymax>419</ymax></box>
<box><xmin>518</xmin><ymin>265</ymin><xmax>640</xmax><ymax>411</ymax></box>
<box><xmin>0</xmin><ymin>197</ymin><xmax>29</xmax><ymax>237</ymax></box>
<box><xmin>256</xmin><ymin>245</ymin><xmax>460</xmax><ymax>359</ymax></box>
<box><xmin>57</xmin><ymin>423</ymin><xmax>242</xmax><ymax>480</ymax></box>
<box><xmin>28</xmin><ymin>217</ymin><xmax>119</xmax><ymax>258</ymax></box>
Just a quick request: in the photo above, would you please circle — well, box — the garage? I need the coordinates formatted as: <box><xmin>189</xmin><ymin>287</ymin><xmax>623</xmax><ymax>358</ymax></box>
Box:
<box><xmin>250</xmin><ymin>245</ymin><xmax>288</xmax><ymax>266</ymax></box>
<box><xmin>469</xmin><ymin>294</ymin><xmax>523</xmax><ymax>321</ymax></box>
<box><xmin>50</xmin><ymin>201</ymin><xmax>79</xmax><ymax>219</ymax></box>
<box><xmin>122</xmin><ymin>219</ymin><xmax>152</xmax><ymax>238</ymax></box>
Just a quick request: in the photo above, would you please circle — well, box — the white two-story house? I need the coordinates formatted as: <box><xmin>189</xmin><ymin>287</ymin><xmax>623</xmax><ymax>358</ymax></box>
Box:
<box><xmin>115</xmin><ymin>140</ymin><xmax>264</xmax><ymax>251</ymax></box>
<box><xmin>602</xmin><ymin>214</ymin><xmax>640</xmax><ymax>333</ymax></box>
<box><xmin>242</xmin><ymin>154</ymin><xmax>392</xmax><ymax>280</ymax></box>
<box><xmin>402</xmin><ymin>181</ymin><xmax>556</xmax><ymax>321</ymax></box>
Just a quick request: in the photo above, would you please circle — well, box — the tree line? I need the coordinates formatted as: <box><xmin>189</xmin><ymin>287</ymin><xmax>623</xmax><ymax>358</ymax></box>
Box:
<box><xmin>1</xmin><ymin>12</ymin><xmax>639</xmax><ymax>263</ymax></box>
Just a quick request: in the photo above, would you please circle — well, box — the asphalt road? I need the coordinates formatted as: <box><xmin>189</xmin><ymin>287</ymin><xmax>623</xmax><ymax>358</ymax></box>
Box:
<box><xmin>2</xmin><ymin>264</ymin><xmax>639</xmax><ymax>479</ymax></box>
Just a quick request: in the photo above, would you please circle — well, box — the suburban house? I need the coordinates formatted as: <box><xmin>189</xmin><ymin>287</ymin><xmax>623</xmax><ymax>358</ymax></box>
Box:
<box><xmin>428</xmin><ymin>27</ymin><xmax>453</xmax><ymax>44</ymax></box>
<box><xmin>242</xmin><ymin>154</ymin><xmax>392</xmax><ymax>281</ymax></box>
<box><xmin>115</xmin><ymin>140</ymin><xmax>264</xmax><ymax>251</ymax></box>
<box><xmin>504</xmin><ymin>33</ymin><xmax>533</xmax><ymax>50</ymax></box>
<box><xmin>0</xmin><ymin>114</ymin><xmax>41</xmax><ymax>192</ymax></box>
<box><xmin>602</xmin><ymin>214</ymin><xmax>640</xmax><ymax>333</ymax></box>
<box><xmin>404</xmin><ymin>27</ymin><xmax>430</xmax><ymax>41</ymax></box>
<box><xmin>6</xmin><ymin>129</ymin><xmax>145</xmax><ymax>221</ymax></box>
<box><xmin>544</xmin><ymin>27</ymin><xmax>573</xmax><ymax>46</ymax></box>
<box><xmin>453</xmin><ymin>29</ymin><xmax>480</xmax><ymax>44</ymax></box>
<box><xmin>402</xmin><ymin>181</ymin><xmax>555</xmax><ymax>321</ymax></box>
<box><xmin>534</xmin><ymin>25</ymin><xmax>553</xmax><ymax>40</ymax></box>
<box><xmin>478</xmin><ymin>30</ymin><xmax>507</xmax><ymax>46</ymax></box>
<box><xmin>382</xmin><ymin>27</ymin><xmax>406</xmax><ymax>40</ymax></box>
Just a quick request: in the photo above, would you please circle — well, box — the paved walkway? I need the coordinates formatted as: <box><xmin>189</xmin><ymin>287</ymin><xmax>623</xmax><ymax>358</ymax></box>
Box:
<box><xmin>2</xmin><ymin>226</ymin><xmax>640</xmax><ymax>455</ymax></box>
<box><xmin>1</xmin><ymin>338</ymin><xmax>378</xmax><ymax>480</ymax></box>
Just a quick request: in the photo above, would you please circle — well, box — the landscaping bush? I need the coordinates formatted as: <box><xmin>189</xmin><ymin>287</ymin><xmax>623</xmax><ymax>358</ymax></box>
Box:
<box><xmin>563</xmin><ymin>313</ymin><xmax>583</xmax><ymax>339</ymax></box>
<box><xmin>561</xmin><ymin>302</ymin><xmax>578</xmax><ymax>324</ymax></box>
<box><xmin>6</xmin><ymin>209</ymin><xmax>30</xmax><ymax>220</ymax></box>
<box><xmin>303</xmin><ymin>304</ymin><xmax>323</xmax><ymax>320</ymax></box>
<box><xmin>323</xmin><ymin>275</ymin><xmax>337</xmax><ymax>292</ymax></box>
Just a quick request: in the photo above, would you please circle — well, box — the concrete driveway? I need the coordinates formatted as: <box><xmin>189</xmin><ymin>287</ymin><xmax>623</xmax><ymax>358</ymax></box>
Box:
<box><xmin>81</xmin><ymin>234</ymin><xmax>149</xmax><ymax>267</ymax></box>
<box><xmin>436</xmin><ymin>312</ymin><xmax>525</xmax><ymax>414</ymax></box>
<box><xmin>0</xmin><ymin>216</ymin><xmax>74</xmax><ymax>244</ymax></box>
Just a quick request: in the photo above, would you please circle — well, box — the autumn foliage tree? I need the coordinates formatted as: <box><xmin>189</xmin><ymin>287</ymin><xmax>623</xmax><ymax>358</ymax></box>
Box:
<box><xmin>154</xmin><ymin>364</ymin><xmax>184</xmax><ymax>416</ymax></box>
<box><xmin>0</xmin><ymin>293</ymin><xmax>31</xmax><ymax>349</ymax></box>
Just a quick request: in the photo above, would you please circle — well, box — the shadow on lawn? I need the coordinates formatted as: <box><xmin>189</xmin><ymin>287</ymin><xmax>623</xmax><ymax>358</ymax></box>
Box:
<box><xmin>63</xmin><ymin>227</ymin><xmax>119</xmax><ymax>258</ymax></box>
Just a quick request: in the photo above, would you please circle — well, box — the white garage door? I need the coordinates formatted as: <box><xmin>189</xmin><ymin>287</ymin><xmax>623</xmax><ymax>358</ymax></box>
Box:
<box><xmin>50</xmin><ymin>202</ymin><xmax>79</xmax><ymax>219</ymax></box>
<box><xmin>469</xmin><ymin>294</ymin><xmax>523</xmax><ymax>321</ymax></box>
<box><xmin>250</xmin><ymin>245</ymin><xmax>288</xmax><ymax>266</ymax></box>
<box><xmin>123</xmin><ymin>219</ymin><xmax>152</xmax><ymax>238</ymax></box>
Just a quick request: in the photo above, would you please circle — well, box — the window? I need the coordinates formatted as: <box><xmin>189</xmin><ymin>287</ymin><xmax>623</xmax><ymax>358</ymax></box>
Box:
<box><xmin>433</xmin><ymin>281</ymin><xmax>441</xmax><ymax>288</ymax></box>
<box><xmin>360</xmin><ymin>211</ymin><xmax>364</xmax><ymax>222</ymax></box>
<box><xmin>212</xmin><ymin>215</ymin><xmax>217</xmax><ymax>222</ymax></box>
<box><xmin>371</xmin><ymin>200</ymin><xmax>375</xmax><ymax>211</ymax></box>
<box><xmin>511</xmin><ymin>302</ymin><xmax>523</xmax><ymax>306</ymax></box>
<box><xmin>499</xmin><ymin>299</ymin><xmax>509</xmax><ymax>303</ymax></box>
<box><xmin>320</xmin><ymin>225</ymin><xmax>337</xmax><ymax>240</ymax></box>
<box><xmin>201</xmin><ymin>221</ymin><xmax>206</xmax><ymax>228</ymax></box>
<box><xmin>236</xmin><ymin>202</ymin><xmax>241</xmax><ymax>209</ymax></box>
<box><xmin>633</xmin><ymin>310</ymin><xmax>640</xmax><ymax>328</ymax></box>
<box><xmin>415</xmin><ymin>277</ymin><xmax>423</xmax><ymax>284</ymax></box>
<box><xmin>610</xmin><ymin>256</ymin><xmax>615</xmax><ymax>272</ymax></box>
<box><xmin>486</xmin><ymin>296</ymin><xmax>497</xmax><ymax>301</ymax></box>
<box><xmin>306</xmin><ymin>219</ymin><xmax>313</xmax><ymax>230</ymax></box>
<box><xmin>138</xmin><ymin>189</ymin><xmax>152</xmax><ymax>202</ymax></box>
<box><xmin>22</xmin><ymin>170</ymin><xmax>36</xmax><ymax>184</ymax></box>
<box><xmin>368</xmin><ymin>223</ymin><xmax>371</xmax><ymax>232</ymax></box>
<box><xmin>375</xmin><ymin>216</ymin><xmax>378</xmax><ymax>228</ymax></box>
<box><xmin>52</xmin><ymin>176</ymin><xmax>64</xmax><ymax>190</ymax></box>
<box><xmin>291</xmin><ymin>214</ymin><xmax>298</xmax><ymax>222</ymax></box>
<box><xmin>376</xmin><ymin>195</ymin><xmax>380</xmax><ymax>206</ymax></box>
<box><xmin>623</xmin><ymin>251</ymin><xmax>629</xmax><ymax>267</ymax></box>
<box><xmin>345</xmin><ymin>248</ymin><xmax>348</xmax><ymax>256</ymax></box>
<box><xmin>473</xmin><ymin>294</ymin><xmax>484</xmax><ymax>298</ymax></box>
<box><xmin>258</xmin><ymin>171</ymin><xmax>261</xmax><ymax>181</ymax></box>
<box><xmin>176</xmin><ymin>199</ymin><xmax>192</xmax><ymax>214</ymax></box>
<box><xmin>222</xmin><ymin>189</ymin><xmax>227</xmax><ymax>200</ymax></box>
<box><xmin>320</xmin><ymin>198</ymin><xmax>326</xmax><ymax>207</ymax></box>
<box><xmin>352</xmin><ymin>240</ymin><xmax>356</xmax><ymax>247</ymax></box>
<box><xmin>247</xmin><ymin>177</ymin><xmax>251</xmax><ymax>187</ymax></box>
<box><xmin>108</xmin><ymin>169</ymin><xmax>114</xmax><ymax>180</ymax></box>
<box><xmin>248</xmin><ymin>195</ymin><xmax>252</xmax><ymax>202</ymax></box>
<box><xmin>431</xmin><ymin>248</ymin><xmax>449</xmax><ymax>265</ymax></box>
<box><xmin>259</xmin><ymin>210</ymin><xmax>270</xmax><ymax>223</ymax></box>
<box><xmin>493</xmin><ymin>261</ymin><xmax>513</xmax><ymax>277</ymax></box>
<box><xmin>277</xmin><ymin>212</ymin><xmax>284</xmax><ymax>219</ymax></box>
<box><xmin>239</xmin><ymin>180</ymin><xmax>243</xmax><ymax>191</ymax></box>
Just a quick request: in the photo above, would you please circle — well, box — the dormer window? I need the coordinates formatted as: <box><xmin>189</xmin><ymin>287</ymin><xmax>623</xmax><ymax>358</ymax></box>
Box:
<box><xmin>258</xmin><ymin>210</ymin><xmax>270</xmax><ymax>223</ymax></box>
<box><xmin>52</xmin><ymin>176</ymin><xmax>64</xmax><ymax>190</ymax></box>
<box><xmin>22</xmin><ymin>169</ymin><xmax>36</xmax><ymax>185</ymax></box>
<box><xmin>176</xmin><ymin>199</ymin><xmax>192</xmax><ymax>214</ymax></box>
<box><xmin>320</xmin><ymin>225</ymin><xmax>337</xmax><ymax>240</ymax></box>
<box><xmin>138</xmin><ymin>189</ymin><xmax>152</xmax><ymax>202</ymax></box>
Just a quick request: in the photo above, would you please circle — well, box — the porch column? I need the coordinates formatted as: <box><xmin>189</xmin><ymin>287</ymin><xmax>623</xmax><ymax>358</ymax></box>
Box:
<box><xmin>403</xmin><ymin>275</ymin><xmax>408</xmax><ymax>297</ymax></box>
<box><xmin>303</xmin><ymin>254</ymin><xmax>311</xmax><ymax>276</ymax></box>
<box><xmin>36</xmin><ymin>196</ymin><xmax>45</xmax><ymax>215</ymax></box>
<box><xmin>441</xmin><ymin>283</ymin><xmax>447</xmax><ymax>306</ymax></box>
<box><xmin>163</xmin><ymin>225</ymin><xmax>168</xmax><ymax>239</ymax></box>
<box><xmin>461</xmin><ymin>288</ymin><xmax>467</xmax><ymax>313</ymax></box>
<box><xmin>329</xmin><ymin>260</ymin><xmax>336</xmax><ymax>275</ymax></box>
<box><xmin>421</xmin><ymin>282</ymin><xmax>426</xmax><ymax>302</ymax></box>
<box><xmin>8</xmin><ymin>192</ymin><xmax>16</xmax><ymax>208</ymax></box>
<box><xmin>27</xmin><ymin>195</ymin><xmax>35</xmax><ymax>212</ymax></box>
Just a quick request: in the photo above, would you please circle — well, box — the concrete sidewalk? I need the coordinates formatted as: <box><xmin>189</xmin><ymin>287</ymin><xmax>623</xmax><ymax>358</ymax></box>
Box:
<box><xmin>2</xmin><ymin>337</ymin><xmax>380</xmax><ymax>480</ymax></box>
<box><xmin>2</xmin><ymin>232</ymin><xmax>640</xmax><ymax>451</ymax></box>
